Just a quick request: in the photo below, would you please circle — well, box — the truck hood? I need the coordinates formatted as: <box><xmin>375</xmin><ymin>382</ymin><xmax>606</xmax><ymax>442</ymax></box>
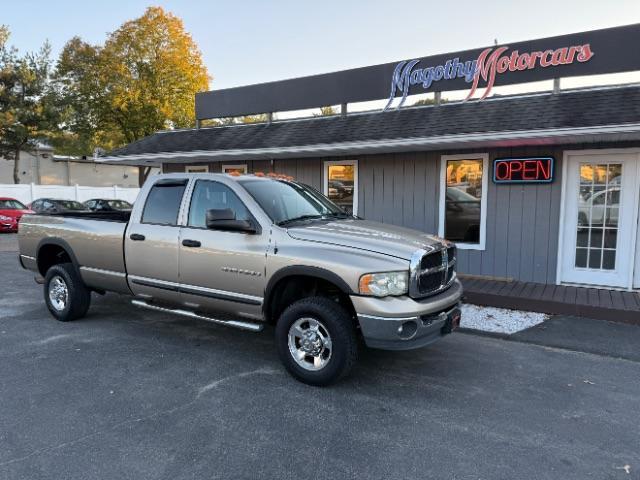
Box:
<box><xmin>286</xmin><ymin>219</ymin><xmax>445</xmax><ymax>260</ymax></box>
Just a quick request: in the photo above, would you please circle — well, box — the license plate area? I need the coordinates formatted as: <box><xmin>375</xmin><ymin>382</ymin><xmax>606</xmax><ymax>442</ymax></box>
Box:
<box><xmin>441</xmin><ymin>306</ymin><xmax>462</xmax><ymax>334</ymax></box>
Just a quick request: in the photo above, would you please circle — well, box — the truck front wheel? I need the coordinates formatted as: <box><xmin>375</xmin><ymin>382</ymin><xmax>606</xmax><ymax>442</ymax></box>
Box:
<box><xmin>44</xmin><ymin>263</ymin><xmax>91</xmax><ymax>322</ymax></box>
<box><xmin>276</xmin><ymin>297</ymin><xmax>358</xmax><ymax>386</ymax></box>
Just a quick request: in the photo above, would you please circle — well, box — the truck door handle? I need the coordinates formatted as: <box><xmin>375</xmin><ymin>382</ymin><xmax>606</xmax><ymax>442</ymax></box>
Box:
<box><xmin>182</xmin><ymin>239</ymin><xmax>201</xmax><ymax>248</ymax></box>
<box><xmin>129</xmin><ymin>233</ymin><xmax>146</xmax><ymax>241</ymax></box>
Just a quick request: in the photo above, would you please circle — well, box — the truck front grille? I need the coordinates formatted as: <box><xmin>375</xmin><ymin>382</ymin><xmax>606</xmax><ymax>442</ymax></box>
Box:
<box><xmin>410</xmin><ymin>246</ymin><xmax>457</xmax><ymax>298</ymax></box>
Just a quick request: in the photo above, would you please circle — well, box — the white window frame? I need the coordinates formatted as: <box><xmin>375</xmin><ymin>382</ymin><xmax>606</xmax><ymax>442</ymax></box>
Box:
<box><xmin>186</xmin><ymin>165</ymin><xmax>209</xmax><ymax>173</ymax></box>
<box><xmin>222</xmin><ymin>164</ymin><xmax>248</xmax><ymax>174</ymax></box>
<box><xmin>323</xmin><ymin>160</ymin><xmax>358</xmax><ymax>216</ymax></box>
<box><xmin>438</xmin><ymin>153</ymin><xmax>489</xmax><ymax>251</ymax></box>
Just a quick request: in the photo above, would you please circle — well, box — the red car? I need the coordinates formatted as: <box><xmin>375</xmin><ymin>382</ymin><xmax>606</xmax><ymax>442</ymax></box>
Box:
<box><xmin>0</xmin><ymin>197</ymin><xmax>34</xmax><ymax>232</ymax></box>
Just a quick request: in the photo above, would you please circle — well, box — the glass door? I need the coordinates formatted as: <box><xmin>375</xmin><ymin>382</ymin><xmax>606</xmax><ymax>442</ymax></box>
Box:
<box><xmin>560</xmin><ymin>153</ymin><xmax>638</xmax><ymax>288</ymax></box>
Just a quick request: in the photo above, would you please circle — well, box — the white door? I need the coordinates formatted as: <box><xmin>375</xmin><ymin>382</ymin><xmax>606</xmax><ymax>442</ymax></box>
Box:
<box><xmin>635</xmin><ymin>185</ymin><xmax>640</xmax><ymax>289</ymax></box>
<box><xmin>560</xmin><ymin>153</ymin><xmax>640</xmax><ymax>288</ymax></box>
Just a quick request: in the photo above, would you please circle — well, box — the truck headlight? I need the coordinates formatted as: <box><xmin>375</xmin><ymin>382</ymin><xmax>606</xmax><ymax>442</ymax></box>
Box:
<box><xmin>359</xmin><ymin>271</ymin><xmax>408</xmax><ymax>297</ymax></box>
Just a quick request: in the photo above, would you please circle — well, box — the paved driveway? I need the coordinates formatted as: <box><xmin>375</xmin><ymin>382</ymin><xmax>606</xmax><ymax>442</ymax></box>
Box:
<box><xmin>0</xmin><ymin>235</ymin><xmax>638</xmax><ymax>479</ymax></box>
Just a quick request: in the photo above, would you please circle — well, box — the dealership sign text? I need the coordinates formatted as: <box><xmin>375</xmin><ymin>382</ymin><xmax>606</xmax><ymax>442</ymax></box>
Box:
<box><xmin>384</xmin><ymin>44</ymin><xmax>594</xmax><ymax>110</ymax></box>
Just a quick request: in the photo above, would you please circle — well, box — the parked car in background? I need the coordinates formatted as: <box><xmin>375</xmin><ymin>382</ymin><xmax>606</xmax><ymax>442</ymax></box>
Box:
<box><xmin>29</xmin><ymin>199</ymin><xmax>88</xmax><ymax>214</ymax></box>
<box><xmin>578</xmin><ymin>186</ymin><xmax>620</xmax><ymax>228</ymax></box>
<box><xmin>444</xmin><ymin>187</ymin><xmax>481</xmax><ymax>243</ymax></box>
<box><xmin>84</xmin><ymin>199</ymin><xmax>133</xmax><ymax>212</ymax></box>
<box><xmin>0</xmin><ymin>198</ymin><xmax>33</xmax><ymax>233</ymax></box>
<box><xmin>328</xmin><ymin>180</ymin><xmax>350</xmax><ymax>199</ymax></box>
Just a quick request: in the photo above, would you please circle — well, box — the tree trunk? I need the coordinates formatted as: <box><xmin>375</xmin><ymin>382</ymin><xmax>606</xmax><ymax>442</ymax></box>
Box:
<box><xmin>13</xmin><ymin>149</ymin><xmax>20</xmax><ymax>184</ymax></box>
<box><xmin>138</xmin><ymin>166</ymin><xmax>151</xmax><ymax>187</ymax></box>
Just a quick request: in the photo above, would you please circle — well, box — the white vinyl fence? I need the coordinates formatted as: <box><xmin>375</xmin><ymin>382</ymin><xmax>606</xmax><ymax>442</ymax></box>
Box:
<box><xmin>0</xmin><ymin>183</ymin><xmax>140</xmax><ymax>205</ymax></box>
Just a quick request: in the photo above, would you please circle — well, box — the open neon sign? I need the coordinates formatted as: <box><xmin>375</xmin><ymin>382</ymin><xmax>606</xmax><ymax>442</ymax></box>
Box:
<box><xmin>493</xmin><ymin>157</ymin><xmax>554</xmax><ymax>184</ymax></box>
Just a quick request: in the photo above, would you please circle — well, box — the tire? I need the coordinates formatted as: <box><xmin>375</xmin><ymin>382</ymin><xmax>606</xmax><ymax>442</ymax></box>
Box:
<box><xmin>276</xmin><ymin>297</ymin><xmax>358</xmax><ymax>386</ymax></box>
<box><xmin>44</xmin><ymin>263</ymin><xmax>91</xmax><ymax>322</ymax></box>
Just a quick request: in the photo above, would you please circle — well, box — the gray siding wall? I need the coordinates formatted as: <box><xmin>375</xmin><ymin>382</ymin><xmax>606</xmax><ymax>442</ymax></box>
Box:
<box><xmin>161</xmin><ymin>146</ymin><xmax>573</xmax><ymax>284</ymax></box>
<box><xmin>272</xmin><ymin>149</ymin><xmax>563</xmax><ymax>284</ymax></box>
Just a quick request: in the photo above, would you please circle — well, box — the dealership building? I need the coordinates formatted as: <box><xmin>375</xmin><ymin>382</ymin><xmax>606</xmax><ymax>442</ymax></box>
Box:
<box><xmin>103</xmin><ymin>24</ymin><xmax>640</xmax><ymax>310</ymax></box>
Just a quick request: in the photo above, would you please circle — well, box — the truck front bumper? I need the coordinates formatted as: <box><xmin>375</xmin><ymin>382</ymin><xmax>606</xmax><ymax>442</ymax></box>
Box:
<box><xmin>350</xmin><ymin>279</ymin><xmax>463</xmax><ymax>350</ymax></box>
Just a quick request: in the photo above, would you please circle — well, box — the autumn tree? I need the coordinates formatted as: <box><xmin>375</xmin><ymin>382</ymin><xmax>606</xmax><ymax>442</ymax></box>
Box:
<box><xmin>0</xmin><ymin>26</ymin><xmax>58</xmax><ymax>183</ymax></box>
<box><xmin>56</xmin><ymin>7</ymin><xmax>210</xmax><ymax>185</ymax></box>
<box><xmin>316</xmin><ymin>106</ymin><xmax>337</xmax><ymax>116</ymax></box>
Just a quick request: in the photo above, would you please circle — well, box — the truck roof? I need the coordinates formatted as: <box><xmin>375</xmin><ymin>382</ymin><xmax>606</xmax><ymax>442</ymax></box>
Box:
<box><xmin>155</xmin><ymin>172</ymin><xmax>294</xmax><ymax>183</ymax></box>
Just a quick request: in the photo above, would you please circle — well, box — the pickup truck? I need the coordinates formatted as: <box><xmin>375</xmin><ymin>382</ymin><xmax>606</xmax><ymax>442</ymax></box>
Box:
<box><xmin>18</xmin><ymin>173</ymin><xmax>463</xmax><ymax>385</ymax></box>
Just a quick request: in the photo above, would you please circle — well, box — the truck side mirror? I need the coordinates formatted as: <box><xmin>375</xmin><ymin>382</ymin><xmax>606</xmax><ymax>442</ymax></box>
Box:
<box><xmin>205</xmin><ymin>208</ymin><xmax>256</xmax><ymax>233</ymax></box>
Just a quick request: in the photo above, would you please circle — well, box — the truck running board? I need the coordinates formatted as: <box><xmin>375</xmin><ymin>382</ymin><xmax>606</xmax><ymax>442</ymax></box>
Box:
<box><xmin>131</xmin><ymin>299</ymin><xmax>264</xmax><ymax>332</ymax></box>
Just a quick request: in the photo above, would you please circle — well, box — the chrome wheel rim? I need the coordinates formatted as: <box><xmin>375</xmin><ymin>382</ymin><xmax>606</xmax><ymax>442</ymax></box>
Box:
<box><xmin>48</xmin><ymin>276</ymin><xmax>68</xmax><ymax>311</ymax></box>
<box><xmin>288</xmin><ymin>317</ymin><xmax>333</xmax><ymax>371</ymax></box>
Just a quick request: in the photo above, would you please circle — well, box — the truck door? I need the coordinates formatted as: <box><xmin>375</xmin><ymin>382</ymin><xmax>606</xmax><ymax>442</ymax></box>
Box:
<box><xmin>178</xmin><ymin>179</ymin><xmax>268</xmax><ymax>320</ymax></box>
<box><xmin>125</xmin><ymin>178</ymin><xmax>188</xmax><ymax>303</ymax></box>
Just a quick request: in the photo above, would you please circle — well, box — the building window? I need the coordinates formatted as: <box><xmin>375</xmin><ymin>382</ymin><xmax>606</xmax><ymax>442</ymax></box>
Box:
<box><xmin>186</xmin><ymin>165</ymin><xmax>209</xmax><ymax>173</ymax></box>
<box><xmin>439</xmin><ymin>154</ymin><xmax>488</xmax><ymax>250</ymax></box>
<box><xmin>324</xmin><ymin>160</ymin><xmax>358</xmax><ymax>215</ymax></box>
<box><xmin>222</xmin><ymin>164</ymin><xmax>248</xmax><ymax>175</ymax></box>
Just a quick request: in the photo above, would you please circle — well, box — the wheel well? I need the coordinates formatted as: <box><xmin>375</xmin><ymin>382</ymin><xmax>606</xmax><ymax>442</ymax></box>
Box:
<box><xmin>37</xmin><ymin>244</ymin><xmax>72</xmax><ymax>276</ymax></box>
<box><xmin>265</xmin><ymin>275</ymin><xmax>356</xmax><ymax>324</ymax></box>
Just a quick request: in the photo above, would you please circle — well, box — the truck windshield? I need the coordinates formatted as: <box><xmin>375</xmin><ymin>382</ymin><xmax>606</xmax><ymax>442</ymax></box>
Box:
<box><xmin>240</xmin><ymin>179</ymin><xmax>348</xmax><ymax>225</ymax></box>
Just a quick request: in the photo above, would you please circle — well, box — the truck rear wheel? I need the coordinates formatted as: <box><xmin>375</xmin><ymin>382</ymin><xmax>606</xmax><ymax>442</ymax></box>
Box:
<box><xmin>276</xmin><ymin>297</ymin><xmax>358</xmax><ymax>386</ymax></box>
<box><xmin>44</xmin><ymin>263</ymin><xmax>91</xmax><ymax>322</ymax></box>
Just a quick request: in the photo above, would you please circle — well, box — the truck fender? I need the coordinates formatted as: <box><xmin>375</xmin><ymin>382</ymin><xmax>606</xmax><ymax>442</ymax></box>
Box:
<box><xmin>36</xmin><ymin>237</ymin><xmax>81</xmax><ymax>277</ymax></box>
<box><xmin>265</xmin><ymin>265</ymin><xmax>355</xmax><ymax>298</ymax></box>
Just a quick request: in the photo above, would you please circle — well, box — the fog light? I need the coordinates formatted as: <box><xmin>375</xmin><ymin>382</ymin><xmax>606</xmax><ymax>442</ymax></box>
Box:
<box><xmin>397</xmin><ymin>320</ymin><xmax>418</xmax><ymax>339</ymax></box>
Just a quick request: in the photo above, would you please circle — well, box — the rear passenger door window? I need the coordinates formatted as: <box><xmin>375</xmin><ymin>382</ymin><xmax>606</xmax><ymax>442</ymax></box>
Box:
<box><xmin>142</xmin><ymin>180</ymin><xmax>188</xmax><ymax>225</ymax></box>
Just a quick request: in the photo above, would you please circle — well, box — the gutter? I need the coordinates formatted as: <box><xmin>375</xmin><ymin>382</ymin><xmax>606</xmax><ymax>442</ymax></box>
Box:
<box><xmin>97</xmin><ymin>122</ymin><xmax>640</xmax><ymax>164</ymax></box>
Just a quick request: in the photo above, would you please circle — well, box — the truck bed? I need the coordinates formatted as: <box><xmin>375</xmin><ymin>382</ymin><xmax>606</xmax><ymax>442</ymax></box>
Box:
<box><xmin>42</xmin><ymin>210</ymin><xmax>132</xmax><ymax>222</ymax></box>
<box><xmin>18</xmin><ymin>213</ymin><xmax>130</xmax><ymax>293</ymax></box>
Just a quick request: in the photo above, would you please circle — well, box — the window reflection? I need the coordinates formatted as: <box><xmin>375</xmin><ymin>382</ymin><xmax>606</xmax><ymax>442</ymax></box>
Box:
<box><xmin>327</xmin><ymin>164</ymin><xmax>356</xmax><ymax>214</ymax></box>
<box><xmin>444</xmin><ymin>159</ymin><xmax>483</xmax><ymax>243</ymax></box>
<box><xmin>575</xmin><ymin>163</ymin><xmax>620</xmax><ymax>270</ymax></box>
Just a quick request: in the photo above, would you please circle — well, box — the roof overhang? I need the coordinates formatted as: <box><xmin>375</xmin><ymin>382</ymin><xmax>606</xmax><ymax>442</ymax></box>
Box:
<box><xmin>97</xmin><ymin>123</ymin><xmax>640</xmax><ymax>166</ymax></box>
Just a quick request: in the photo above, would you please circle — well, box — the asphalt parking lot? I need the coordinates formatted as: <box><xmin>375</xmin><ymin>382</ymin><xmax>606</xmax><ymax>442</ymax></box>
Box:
<box><xmin>1</xmin><ymin>233</ymin><xmax>638</xmax><ymax>480</ymax></box>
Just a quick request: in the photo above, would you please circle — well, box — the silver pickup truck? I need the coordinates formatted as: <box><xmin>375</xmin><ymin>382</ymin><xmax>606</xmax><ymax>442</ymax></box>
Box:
<box><xmin>18</xmin><ymin>173</ymin><xmax>462</xmax><ymax>385</ymax></box>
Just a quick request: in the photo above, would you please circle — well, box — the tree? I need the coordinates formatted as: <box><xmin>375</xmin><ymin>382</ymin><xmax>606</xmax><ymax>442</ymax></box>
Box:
<box><xmin>0</xmin><ymin>26</ymin><xmax>57</xmax><ymax>183</ymax></box>
<box><xmin>56</xmin><ymin>7</ymin><xmax>210</xmax><ymax>185</ymax></box>
<box><xmin>52</xmin><ymin>37</ymin><xmax>121</xmax><ymax>157</ymax></box>
<box><xmin>412</xmin><ymin>96</ymin><xmax>448</xmax><ymax>106</ymax></box>
<box><xmin>315</xmin><ymin>106</ymin><xmax>337</xmax><ymax>116</ymax></box>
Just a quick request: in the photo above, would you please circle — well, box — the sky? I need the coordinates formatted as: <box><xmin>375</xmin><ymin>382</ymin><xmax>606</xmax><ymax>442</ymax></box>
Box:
<box><xmin>3</xmin><ymin>0</ymin><xmax>640</xmax><ymax>111</ymax></box>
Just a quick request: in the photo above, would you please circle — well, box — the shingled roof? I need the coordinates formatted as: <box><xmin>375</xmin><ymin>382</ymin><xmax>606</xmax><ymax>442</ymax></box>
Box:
<box><xmin>104</xmin><ymin>84</ymin><xmax>640</xmax><ymax>164</ymax></box>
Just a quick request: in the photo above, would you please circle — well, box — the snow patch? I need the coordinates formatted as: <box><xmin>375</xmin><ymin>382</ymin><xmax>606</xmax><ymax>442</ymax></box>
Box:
<box><xmin>461</xmin><ymin>304</ymin><xmax>548</xmax><ymax>334</ymax></box>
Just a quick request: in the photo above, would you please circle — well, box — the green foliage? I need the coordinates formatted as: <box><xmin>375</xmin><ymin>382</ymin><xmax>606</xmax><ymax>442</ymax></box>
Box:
<box><xmin>315</xmin><ymin>106</ymin><xmax>337</xmax><ymax>116</ymax></box>
<box><xmin>204</xmin><ymin>113</ymin><xmax>271</xmax><ymax>126</ymax></box>
<box><xmin>0</xmin><ymin>26</ymin><xmax>58</xmax><ymax>183</ymax></box>
<box><xmin>412</xmin><ymin>96</ymin><xmax>448</xmax><ymax>106</ymax></box>
<box><xmin>53</xmin><ymin>7</ymin><xmax>210</xmax><ymax>184</ymax></box>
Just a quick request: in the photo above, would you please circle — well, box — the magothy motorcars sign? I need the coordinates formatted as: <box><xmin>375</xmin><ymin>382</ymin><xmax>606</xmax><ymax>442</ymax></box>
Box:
<box><xmin>384</xmin><ymin>43</ymin><xmax>594</xmax><ymax>109</ymax></box>
<box><xmin>196</xmin><ymin>23</ymin><xmax>640</xmax><ymax>120</ymax></box>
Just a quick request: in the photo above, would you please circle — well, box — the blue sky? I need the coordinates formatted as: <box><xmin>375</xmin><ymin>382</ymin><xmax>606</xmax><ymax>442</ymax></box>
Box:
<box><xmin>4</xmin><ymin>0</ymin><xmax>640</xmax><ymax>93</ymax></box>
